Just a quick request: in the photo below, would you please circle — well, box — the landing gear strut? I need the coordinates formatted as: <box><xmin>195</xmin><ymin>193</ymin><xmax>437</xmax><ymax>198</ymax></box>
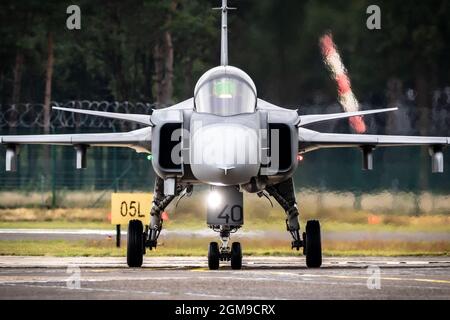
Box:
<box><xmin>146</xmin><ymin>177</ymin><xmax>177</xmax><ymax>250</ymax></box>
<box><xmin>266</xmin><ymin>178</ymin><xmax>322</xmax><ymax>268</ymax></box>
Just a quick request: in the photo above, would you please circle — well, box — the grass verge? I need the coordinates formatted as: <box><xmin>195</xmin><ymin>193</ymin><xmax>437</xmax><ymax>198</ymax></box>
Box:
<box><xmin>2</xmin><ymin>218</ymin><xmax>450</xmax><ymax>234</ymax></box>
<box><xmin>1</xmin><ymin>207</ymin><xmax>450</xmax><ymax>233</ymax></box>
<box><xmin>0</xmin><ymin>239</ymin><xmax>448</xmax><ymax>257</ymax></box>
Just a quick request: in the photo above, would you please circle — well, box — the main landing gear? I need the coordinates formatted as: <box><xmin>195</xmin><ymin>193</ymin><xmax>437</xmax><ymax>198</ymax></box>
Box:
<box><xmin>266</xmin><ymin>178</ymin><xmax>322</xmax><ymax>268</ymax></box>
<box><xmin>126</xmin><ymin>177</ymin><xmax>322</xmax><ymax>269</ymax></box>
<box><xmin>126</xmin><ymin>177</ymin><xmax>180</xmax><ymax>268</ymax></box>
<box><xmin>127</xmin><ymin>219</ymin><xmax>144</xmax><ymax>267</ymax></box>
<box><xmin>304</xmin><ymin>220</ymin><xmax>322</xmax><ymax>268</ymax></box>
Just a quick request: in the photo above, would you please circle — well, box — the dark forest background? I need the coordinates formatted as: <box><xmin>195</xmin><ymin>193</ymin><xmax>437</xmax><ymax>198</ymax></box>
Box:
<box><xmin>0</xmin><ymin>0</ymin><xmax>449</xmax><ymax>196</ymax></box>
<box><xmin>1</xmin><ymin>0</ymin><xmax>450</xmax><ymax>107</ymax></box>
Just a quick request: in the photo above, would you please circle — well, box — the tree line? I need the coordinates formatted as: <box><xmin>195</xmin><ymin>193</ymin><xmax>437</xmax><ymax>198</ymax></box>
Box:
<box><xmin>1</xmin><ymin>0</ymin><xmax>449</xmax><ymax>130</ymax></box>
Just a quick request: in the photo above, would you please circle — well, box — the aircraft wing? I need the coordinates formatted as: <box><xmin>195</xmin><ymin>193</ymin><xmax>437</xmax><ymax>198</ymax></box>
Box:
<box><xmin>0</xmin><ymin>127</ymin><xmax>151</xmax><ymax>149</ymax></box>
<box><xmin>298</xmin><ymin>127</ymin><xmax>450</xmax><ymax>148</ymax></box>
<box><xmin>52</xmin><ymin>106</ymin><xmax>153</xmax><ymax>126</ymax></box>
<box><xmin>0</xmin><ymin>127</ymin><xmax>152</xmax><ymax>171</ymax></box>
<box><xmin>0</xmin><ymin>99</ymin><xmax>195</xmax><ymax>172</ymax></box>
<box><xmin>295</xmin><ymin>108</ymin><xmax>449</xmax><ymax>148</ymax></box>
<box><xmin>298</xmin><ymin>127</ymin><xmax>449</xmax><ymax>172</ymax></box>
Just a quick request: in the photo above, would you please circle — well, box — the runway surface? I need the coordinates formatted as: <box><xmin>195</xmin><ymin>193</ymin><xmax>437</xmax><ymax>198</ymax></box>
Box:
<box><xmin>0</xmin><ymin>256</ymin><xmax>449</xmax><ymax>299</ymax></box>
<box><xmin>2</xmin><ymin>228</ymin><xmax>449</xmax><ymax>241</ymax></box>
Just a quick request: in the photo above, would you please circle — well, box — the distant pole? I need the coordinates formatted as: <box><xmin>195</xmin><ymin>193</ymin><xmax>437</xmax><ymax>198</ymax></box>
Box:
<box><xmin>113</xmin><ymin>142</ymin><xmax>118</xmax><ymax>192</ymax></box>
<box><xmin>51</xmin><ymin>143</ymin><xmax>56</xmax><ymax>208</ymax></box>
<box><xmin>116</xmin><ymin>224</ymin><xmax>121</xmax><ymax>248</ymax></box>
<box><xmin>43</xmin><ymin>32</ymin><xmax>54</xmax><ymax>183</ymax></box>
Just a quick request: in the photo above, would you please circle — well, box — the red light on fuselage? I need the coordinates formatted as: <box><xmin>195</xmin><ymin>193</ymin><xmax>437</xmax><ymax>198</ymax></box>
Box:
<box><xmin>297</xmin><ymin>155</ymin><xmax>304</xmax><ymax>162</ymax></box>
<box><xmin>161</xmin><ymin>211</ymin><xmax>169</xmax><ymax>221</ymax></box>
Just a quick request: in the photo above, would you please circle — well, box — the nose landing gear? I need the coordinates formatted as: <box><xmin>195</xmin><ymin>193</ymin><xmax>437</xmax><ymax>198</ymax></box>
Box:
<box><xmin>207</xmin><ymin>226</ymin><xmax>243</xmax><ymax>270</ymax></box>
<box><xmin>207</xmin><ymin>186</ymin><xmax>244</xmax><ymax>270</ymax></box>
<box><xmin>208</xmin><ymin>242</ymin><xmax>220</xmax><ymax>270</ymax></box>
<box><xmin>230</xmin><ymin>241</ymin><xmax>243</xmax><ymax>270</ymax></box>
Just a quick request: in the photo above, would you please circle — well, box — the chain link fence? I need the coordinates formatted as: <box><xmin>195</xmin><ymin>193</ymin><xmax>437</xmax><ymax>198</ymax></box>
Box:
<box><xmin>0</xmin><ymin>101</ymin><xmax>156</xmax><ymax>129</ymax></box>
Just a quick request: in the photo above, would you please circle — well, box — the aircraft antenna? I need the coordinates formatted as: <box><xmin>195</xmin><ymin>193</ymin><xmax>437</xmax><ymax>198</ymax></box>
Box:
<box><xmin>213</xmin><ymin>0</ymin><xmax>236</xmax><ymax>66</ymax></box>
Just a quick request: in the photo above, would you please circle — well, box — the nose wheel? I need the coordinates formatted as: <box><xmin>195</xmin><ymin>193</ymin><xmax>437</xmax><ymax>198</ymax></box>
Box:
<box><xmin>207</xmin><ymin>239</ymin><xmax>243</xmax><ymax>270</ymax></box>
<box><xmin>208</xmin><ymin>242</ymin><xmax>220</xmax><ymax>270</ymax></box>
<box><xmin>230</xmin><ymin>242</ymin><xmax>242</xmax><ymax>270</ymax></box>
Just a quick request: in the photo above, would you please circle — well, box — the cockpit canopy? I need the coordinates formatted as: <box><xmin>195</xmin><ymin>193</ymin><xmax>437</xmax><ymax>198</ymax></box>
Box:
<box><xmin>194</xmin><ymin>66</ymin><xmax>257</xmax><ymax>116</ymax></box>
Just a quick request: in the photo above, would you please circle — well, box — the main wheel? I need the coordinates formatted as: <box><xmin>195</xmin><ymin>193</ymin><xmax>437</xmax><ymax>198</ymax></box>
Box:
<box><xmin>305</xmin><ymin>220</ymin><xmax>322</xmax><ymax>268</ymax></box>
<box><xmin>230</xmin><ymin>242</ymin><xmax>242</xmax><ymax>270</ymax></box>
<box><xmin>208</xmin><ymin>242</ymin><xmax>220</xmax><ymax>270</ymax></box>
<box><xmin>127</xmin><ymin>220</ymin><xmax>144</xmax><ymax>267</ymax></box>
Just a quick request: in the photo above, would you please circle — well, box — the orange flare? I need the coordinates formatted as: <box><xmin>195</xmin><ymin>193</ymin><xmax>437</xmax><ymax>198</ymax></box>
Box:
<box><xmin>368</xmin><ymin>214</ymin><xmax>382</xmax><ymax>225</ymax></box>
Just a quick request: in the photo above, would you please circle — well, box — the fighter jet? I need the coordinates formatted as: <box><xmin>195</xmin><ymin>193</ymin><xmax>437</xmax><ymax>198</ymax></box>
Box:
<box><xmin>1</xmin><ymin>0</ymin><xmax>449</xmax><ymax>269</ymax></box>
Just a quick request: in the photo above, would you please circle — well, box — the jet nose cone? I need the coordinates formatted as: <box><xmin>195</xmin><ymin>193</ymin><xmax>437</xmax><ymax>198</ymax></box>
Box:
<box><xmin>190</xmin><ymin>123</ymin><xmax>260</xmax><ymax>185</ymax></box>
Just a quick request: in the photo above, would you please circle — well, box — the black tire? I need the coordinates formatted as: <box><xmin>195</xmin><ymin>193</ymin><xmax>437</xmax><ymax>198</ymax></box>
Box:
<box><xmin>231</xmin><ymin>242</ymin><xmax>242</xmax><ymax>270</ymax></box>
<box><xmin>305</xmin><ymin>220</ymin><xmax>322</xmax><ymax>268</ymax></box>
<box><xmin>127</xmin><ymin>220</ymin><xmax>144</xmax><ymax>267</ymax></box>
<box><xmin>208</xmin><ymin>242</ymin><xmax>220</xmax><ymax>270</ymax></box>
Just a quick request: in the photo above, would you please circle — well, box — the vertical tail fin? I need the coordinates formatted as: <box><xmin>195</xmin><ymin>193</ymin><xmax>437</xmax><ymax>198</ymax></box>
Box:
<box><xmin>214</xmin><ymin>0</ymin><xmax>235</xmax><ymax>66</ymax></box>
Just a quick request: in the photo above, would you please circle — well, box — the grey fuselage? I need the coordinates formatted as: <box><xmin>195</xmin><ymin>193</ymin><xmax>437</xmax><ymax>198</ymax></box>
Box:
<box><xmin>150</xmin><ymin>92</ymin><xmax>299</xmax><ymax>192</ymax></box>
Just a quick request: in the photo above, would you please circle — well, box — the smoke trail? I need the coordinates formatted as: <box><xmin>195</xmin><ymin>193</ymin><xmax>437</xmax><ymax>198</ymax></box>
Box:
<box><xmin>319</xmin><ymin>33</ymin><xmax>366</xmax><ymax>133</ymax></box>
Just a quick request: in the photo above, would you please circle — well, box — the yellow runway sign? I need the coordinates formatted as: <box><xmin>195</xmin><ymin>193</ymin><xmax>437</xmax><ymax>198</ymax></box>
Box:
<box><xmin>111</xmin><ymin>193</ymin><xmax>151</xmax><ymax>225</ymax></box>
